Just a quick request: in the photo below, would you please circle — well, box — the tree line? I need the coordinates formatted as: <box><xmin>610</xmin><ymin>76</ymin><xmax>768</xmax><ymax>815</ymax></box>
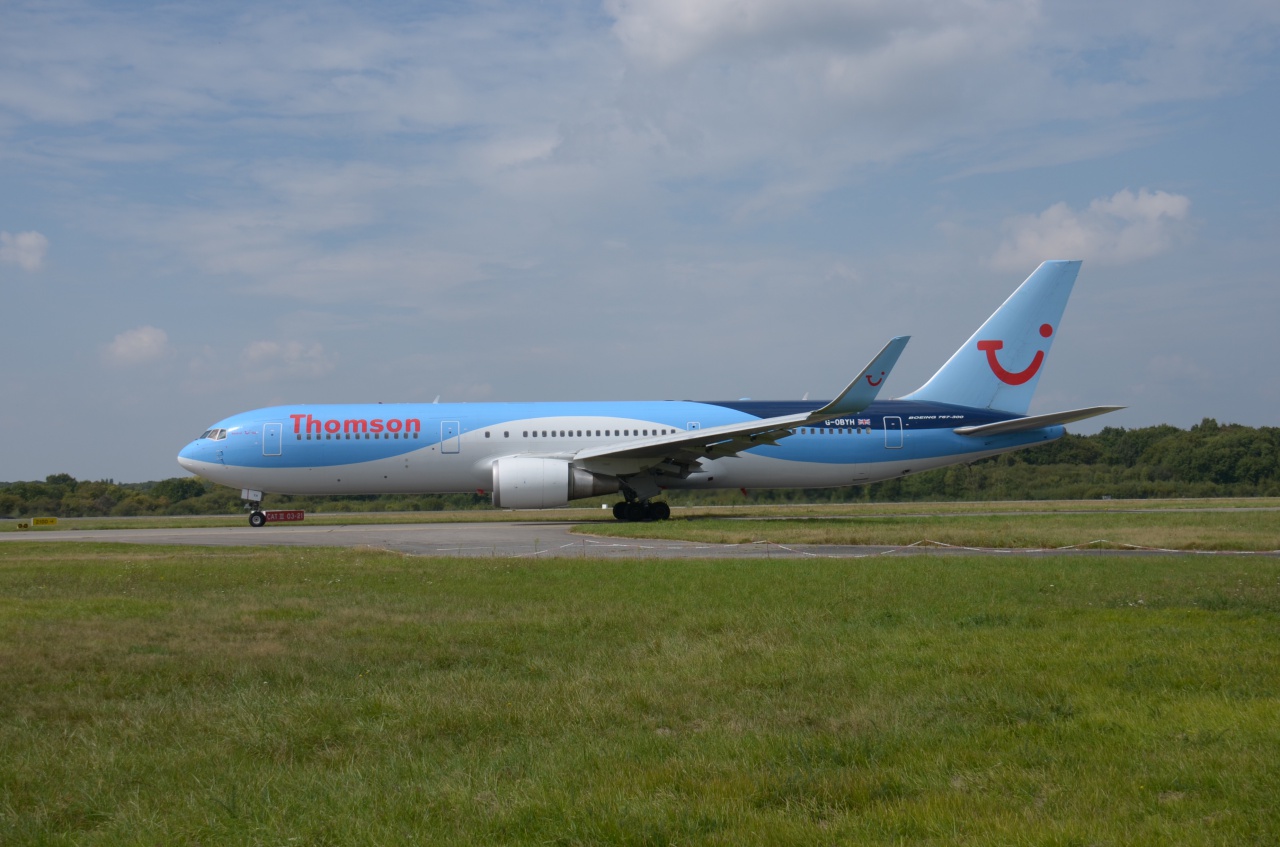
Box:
<box><xmin>2</xmin><ymin>419</ymin><xmax>1277</xmax><ymax>518</ymax></box>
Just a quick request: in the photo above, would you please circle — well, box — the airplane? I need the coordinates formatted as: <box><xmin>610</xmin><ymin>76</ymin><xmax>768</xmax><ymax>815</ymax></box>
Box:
<box><xmin>177</xmin><ymin>260</ymin><xmax>1122</xmax><ymax>526</ymax></box>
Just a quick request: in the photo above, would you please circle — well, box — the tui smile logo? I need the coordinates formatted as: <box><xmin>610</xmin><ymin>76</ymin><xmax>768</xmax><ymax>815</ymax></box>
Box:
<box><xmin>865</xmin><ymin>371</ymin><xmax>885</xmax><ymax>387</ymax></box>
<box><xmin>977</xmin><ymin>324</ymin><xmax>1053</xmax><ymax>385</ymax></box>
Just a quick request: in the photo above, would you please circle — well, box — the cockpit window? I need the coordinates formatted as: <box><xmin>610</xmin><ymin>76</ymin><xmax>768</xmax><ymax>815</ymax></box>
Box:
<box><xmin>200</xmin><ymin>430</ymin><xmax>213</xmax><ymax>439</ymax></box>
<box><xmin>201</xmin><ymin>429</ymin><xmax>227</xmax><ymax>441</ymax></box>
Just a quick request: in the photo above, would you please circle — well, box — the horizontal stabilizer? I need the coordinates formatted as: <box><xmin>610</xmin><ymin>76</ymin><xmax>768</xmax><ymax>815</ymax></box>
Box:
<box><xmin>953</xmin><ymin>405</ymin><xmax>1125</xmax><ymax>437</ymax></box>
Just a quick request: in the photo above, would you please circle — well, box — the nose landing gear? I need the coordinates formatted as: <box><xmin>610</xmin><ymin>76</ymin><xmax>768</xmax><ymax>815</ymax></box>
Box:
<box><xmin>242</xmin><ymin>488</ymin><xmax>266</xmax><ymax>528</ymax></box>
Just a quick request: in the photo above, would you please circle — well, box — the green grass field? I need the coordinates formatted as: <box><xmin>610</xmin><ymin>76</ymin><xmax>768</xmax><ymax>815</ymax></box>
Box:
<box><xmin>581</xmin><ymin>507</ymin><xmax>1280</xmax><ymax>552</ymax></box>
<box><xmin>2</xmin><ymin>541</ymin><xmax>1278</xmax><ymax>844</ymax></box>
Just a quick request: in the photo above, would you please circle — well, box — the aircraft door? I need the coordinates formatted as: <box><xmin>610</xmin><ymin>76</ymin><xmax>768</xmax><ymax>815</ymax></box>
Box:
<box><xmin>441</xmin><ymin>420</ymin><xmax>461</xmax><ymax>454</ymax></box>
<box><xmin>263</xmin><ymin>422</ymin><xmax>282</xmax><ymax>456</ymax></box>
<box><xmin>884</xmin><ymin>416</ymin><xmax>903</xmax><ymax>449</ymax></box>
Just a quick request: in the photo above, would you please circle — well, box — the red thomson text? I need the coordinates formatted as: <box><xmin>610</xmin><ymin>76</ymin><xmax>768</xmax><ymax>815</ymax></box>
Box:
<box><xmin>290</xmin><ymin>414</ymin><xmax>422</xmax><ymax>436</ymax></box>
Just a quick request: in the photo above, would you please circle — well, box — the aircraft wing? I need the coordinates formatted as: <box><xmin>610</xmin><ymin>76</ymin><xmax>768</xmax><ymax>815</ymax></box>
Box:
<box><xmin>953</xmin><ymin>405</ymin><xmax>1125</xmax><ymax>437</ymax></box>
<box><xmin>572</xmin><ymin>336</ymin><xmax>908</xmax><ymax>475</ymax></box>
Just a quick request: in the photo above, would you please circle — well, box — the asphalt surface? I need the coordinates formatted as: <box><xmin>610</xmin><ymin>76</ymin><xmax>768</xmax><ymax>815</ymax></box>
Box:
<box><xmin>2</xmin><ymin>521</ymin><xmax>868</xmax><ymax>558</ymax></box>
<box><xmin>5</xmin><ymin>519</ymin><xmax>1276</xmax><ymax>558</ymax></box>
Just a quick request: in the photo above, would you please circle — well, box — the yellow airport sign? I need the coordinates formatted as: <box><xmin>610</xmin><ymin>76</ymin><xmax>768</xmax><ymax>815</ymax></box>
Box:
<box><xmin>31</xmin><ymin>517</ymin><xmax>58</xmax><ymax>527</ymax></box>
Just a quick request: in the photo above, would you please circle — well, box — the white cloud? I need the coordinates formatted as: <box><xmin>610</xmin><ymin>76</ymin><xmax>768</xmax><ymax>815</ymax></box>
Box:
<box><xmin>3</xmin><ymin>1</ymin><xmax>1268</xmax><ymax>299</ymax></box>
<box><xmin>609</xmin><ymin>0</ymin><xmax>1037</xmax><ymax>74</ymax></box>
<box><xmin>240</xmin><ymin>340</ymin><xmax>335</xmax><ymax>379</ymax></box>
<box><xmin>105</xmin><ymin>326</ymin><xmax>171</xmax><ymax>366</ymax></box>
<box><xmin>991</xmin><ymin>189</ymin><xmax>1193</xmax><ymax>270</ymax></box>
<box><xmin>0</xmin><ymin>231</ymin><xmax>49</xmax><ymax>271</ymax></box>
<box><xmin>179</xmin><ymin>339</ymin><xmax>334</xmax><ymax>394</ymax></box>
<box><xmin>603</xmin><ymin>0</ymin><xmax>1042</xmax><ymax>170</ymax></box>
<box><xmin>596</xmin><ymin>0</ymin><xmax>1280</xmax><ymax>215</ymax></box>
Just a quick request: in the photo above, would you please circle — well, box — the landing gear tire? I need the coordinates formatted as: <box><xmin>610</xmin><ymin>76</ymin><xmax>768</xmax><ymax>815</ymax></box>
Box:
<box><xmin>611</xmin><ymin>501</ymin><xmax>671</xmax><ymax>522</ymax></box>
<box><xmin>249</xmin><ymin>511</ymin><xmax>266</xmax><ymax>528</ymax></box>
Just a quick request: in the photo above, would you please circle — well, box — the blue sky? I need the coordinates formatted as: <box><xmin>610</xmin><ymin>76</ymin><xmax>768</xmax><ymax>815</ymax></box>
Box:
<box><xmin>2</xmin><ymin>0</ymin><xmax>1278</xmax><ymax>482</ymax></box>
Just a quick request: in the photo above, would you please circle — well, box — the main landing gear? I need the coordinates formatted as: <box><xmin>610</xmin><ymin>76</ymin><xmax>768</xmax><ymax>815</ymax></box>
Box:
<box><xmin>612</xmin><ymin>500</ymin><xmax>671</xmax><ymax>522</ymax></box>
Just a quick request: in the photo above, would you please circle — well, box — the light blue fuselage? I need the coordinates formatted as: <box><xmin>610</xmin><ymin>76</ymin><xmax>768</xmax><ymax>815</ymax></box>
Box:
<box><xmin>177</xmin><ymin>398</ymin><xmax>1061</xmax><ymax>498</ymax></box>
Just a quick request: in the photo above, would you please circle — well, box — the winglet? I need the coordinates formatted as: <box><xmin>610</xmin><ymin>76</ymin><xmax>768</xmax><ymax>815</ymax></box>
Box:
<box><xmin>813</xmin><ymin>336</ymin><xmax>909</xmax><ymax>417</ymax></box>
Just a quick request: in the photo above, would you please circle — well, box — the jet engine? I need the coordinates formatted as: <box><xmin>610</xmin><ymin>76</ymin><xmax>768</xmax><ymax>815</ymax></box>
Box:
<box><xmin>491</xmin><ymin>457</ymin><xmax>620</xmax><ymax>509</ymax></box>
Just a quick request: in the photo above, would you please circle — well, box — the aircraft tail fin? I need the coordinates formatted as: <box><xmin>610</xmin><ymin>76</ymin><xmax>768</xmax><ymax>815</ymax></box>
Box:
<box><xmin>902</xmin><ymin>260</ymin><xmax>1081</xmax><ymax>415</ymax></box>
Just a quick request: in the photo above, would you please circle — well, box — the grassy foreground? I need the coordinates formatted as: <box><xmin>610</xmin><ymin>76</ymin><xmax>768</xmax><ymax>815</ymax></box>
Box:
<box><xmin>2</xmin><ymin>544</ymin><xmax>1278</xmax><ymax>845</ymax></box>
<box><xmin>583</xmin><ymin>506</ymin><xmax>1280</xmax><ymax>552</ymax></box>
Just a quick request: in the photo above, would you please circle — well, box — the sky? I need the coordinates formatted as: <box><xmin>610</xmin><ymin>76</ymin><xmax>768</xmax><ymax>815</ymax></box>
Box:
<box><xmin>1</xmin><ymin>0</ymin><xmax>1278</xmax><ymax>482</ymax></box>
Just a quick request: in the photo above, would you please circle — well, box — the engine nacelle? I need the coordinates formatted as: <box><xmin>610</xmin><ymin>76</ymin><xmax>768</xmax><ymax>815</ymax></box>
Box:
<box><xmin>491</xmin><ymin>457</ymin><xmax>620</xmax><ymax>509</ymax></box>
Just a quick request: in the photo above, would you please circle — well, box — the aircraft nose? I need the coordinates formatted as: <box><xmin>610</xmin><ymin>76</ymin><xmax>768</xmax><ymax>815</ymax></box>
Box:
<box><xmin>177</xmin><ymin>442</ymin><xmax>202</xmax><ymax>473</ymax></box>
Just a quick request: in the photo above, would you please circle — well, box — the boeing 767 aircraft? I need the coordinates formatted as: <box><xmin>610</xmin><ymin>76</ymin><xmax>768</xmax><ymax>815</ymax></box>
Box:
<box><xmin>178</xmin><ymin>260</ymin><xmax>1121</xmax><ymax>525</ymax></box>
